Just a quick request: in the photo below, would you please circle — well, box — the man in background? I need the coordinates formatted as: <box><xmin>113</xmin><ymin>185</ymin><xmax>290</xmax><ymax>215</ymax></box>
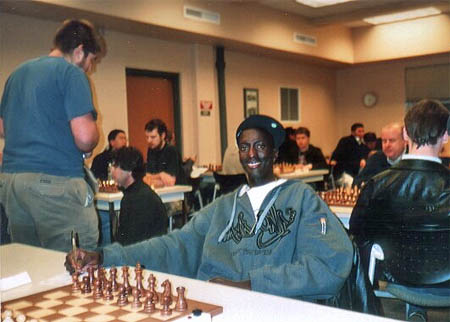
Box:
<box><xmin>353</xmin><ymin>122</ymin><xmax>406</xmax><ymax>187</ymax></box>
<box><xmin>0</xmin><ymin>19</ymin><xmax>103</xmax><ymax>252</ymax></box>
<box><xmin>331</xmin><ymin>123</ymin><xmax>370</xmax><ymax>185</ymax></box>
<box><xmin>111</xmin><ymin>147</ymin><xmax>167</xmax><ymax>246</ymax></box>
<box><xmin>66</xmin><ymin>114</ymin><xmax>352</xmax><ymax>301</ymax></box>
<box><xmin>294</xmin><ymin>127</ymin><xmax>328</xmax><ymax>170</ymax></box>
<box><xmin>350</xmin><ymin>100</ymin><xmax>450</xmax><ymax>297</ymax></box>
<box><xmin>143</xmin><ymin>119</ymin><xmax>186</xmax><ymax>188</ymax></box>
<box><xmin>91</xmin><ymin>129</ymin><xmax>127</xmax><ymax>180</ymax></box>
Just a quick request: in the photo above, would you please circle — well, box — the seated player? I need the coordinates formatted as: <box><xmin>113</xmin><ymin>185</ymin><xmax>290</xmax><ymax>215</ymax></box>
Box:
<box><xmin>143</xmin><ymin>119</ymin><xmax>186</xmax><ymax>188</ymax></box>
<box><xmin>91</xmin><ymin>129</ymin><xmax>127</xmax><ymax>180</ymax></box>
<box><xmin>349</xmin><ymin>99</ymin><xmax>450</xmax><ymax>286</ymax></box>
<box><xmin>353</xmin><ymin>122</ymin><xmax>406</xmax><ymax>187</ymax></box>
<box><xmin>294</xmin><ymin>127</ymin><xmax>328</xmax><ymax>170</ymax></box>
<box><xmin>331</xmin><ymin>123</ymin><xmax>370</xmax><ymax>183</ymax></box>
<box><xmin>66</xmin><ymin>115</ymin><xmax>353</xmax><ymax>302</ymax></box>
<box><xmin>275</xmin><ymin>126</ymin><xmax>298</xmax><ymax>164</ymax></box>
<box><xmin>111</xmin><ymin>146</ymin><xmax>168</xmax><ymax>246</ymax></box>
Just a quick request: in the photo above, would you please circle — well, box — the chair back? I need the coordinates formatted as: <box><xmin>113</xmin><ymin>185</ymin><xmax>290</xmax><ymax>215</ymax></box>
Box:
<box><xmin>213</xmin><ymin>172</ymin><xmax>247</xmax><ymax>196</ymax></box>
<box><xmin>379</xmin><ymin>229</ymin><xmax>450</xmax><ymax>285</ymax></box>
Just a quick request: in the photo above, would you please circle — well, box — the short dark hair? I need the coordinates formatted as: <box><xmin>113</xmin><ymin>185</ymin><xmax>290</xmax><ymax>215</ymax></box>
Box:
<box><xmin>363</xmin><ymin>132</ymin><xmax>377</xmax><ymax>142</ymax></box>
<box><xmin>111</xmin><ymin>147</ymin><xmax>145</xmax><ymax>181</ymax></box>
<box><xmin>295</xmin><ymin>127</ymin><xmax>310</xmax><ymax>138</ymax></box>
<box><xmin>53</xmin><ymin>19</ymin><xmax>101</xmax><ymax>56</ymax></box>
<box><xmin>107</xmin><ymin>129</ymin><xmax>125</xmax><ymax>143</ymax></box>
<box><xmin>405</xmin><ymin>99</ymin><xmax>449</xmax><ymax>148</ymax></box>
<box><xmin>351</xmin><ymin>123</ymin><xmax>364</xmax><ymax>132</ymax></box>
<box><xmin>144</xmin><ymin>119</ymin><xmax>167</xmax><ymax>136</ymax></box>
<box><xmin>285</xmin><ymin>127</ymin><xmax>296</xmax><ymax>136</ymax></box>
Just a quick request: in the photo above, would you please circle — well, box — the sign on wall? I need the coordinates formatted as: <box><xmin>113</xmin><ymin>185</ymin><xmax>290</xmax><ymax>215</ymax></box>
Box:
<box><xmin>200</xmin><ymin>100</ymin><xmax>213</xmax><ymax>116</ymax></box>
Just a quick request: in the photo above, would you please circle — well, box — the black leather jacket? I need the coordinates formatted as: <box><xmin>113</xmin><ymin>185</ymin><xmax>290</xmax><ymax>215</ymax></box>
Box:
<box><xmin>349</xmin><ymin>159</ymin><xmax>450</xmax><ymax>285</ymax></box>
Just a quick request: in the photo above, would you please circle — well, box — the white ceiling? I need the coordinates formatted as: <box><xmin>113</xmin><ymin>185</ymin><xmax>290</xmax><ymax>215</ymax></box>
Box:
<box><xmin>244</xmin><ymin>0</ymin><xmax>450</xmax><ymax>27</ymax></box>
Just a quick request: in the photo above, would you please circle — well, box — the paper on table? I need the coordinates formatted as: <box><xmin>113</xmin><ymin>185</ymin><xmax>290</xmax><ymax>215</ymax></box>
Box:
<box><xmin>0</xmin><ymin>271</ymin><xmax>32</xmax><ymax>291</ymax></box>
<box><xmin>191</xmin><ymin>166</ymin><xmax>208</xmax><ymax>178</ymax></box>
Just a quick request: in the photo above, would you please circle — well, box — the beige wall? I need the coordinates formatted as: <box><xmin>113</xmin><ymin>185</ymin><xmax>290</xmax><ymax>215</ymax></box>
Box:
<box><xmin>336</xmin><ymin>53</ymin><xmax>450</xmax><ymax>154</ymax></box>
<box><xmin>1</xmin><ymin>13</ymin><xmax>449</xmax><ymax>163</ymax></box>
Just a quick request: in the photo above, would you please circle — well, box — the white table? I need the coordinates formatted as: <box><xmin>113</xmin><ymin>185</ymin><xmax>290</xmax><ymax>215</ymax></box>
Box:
<box><xmin>329</xmin><ymin>205</ymin><xmax>353</xmax><ymax>229</ymax></box>
<box><xmin>95</xmin><ymin>185</ymin><xmax>192</xmax><ymax>234</ymax></box>
<box><xmin>0</xmin><ymin>243</ymin><xmax>395</xmax><ymax>322</ymax></box>
<box><xmin>277</xmin><ymin>169</ymin><xmax>329</xmax><ymax>183</ymax></box>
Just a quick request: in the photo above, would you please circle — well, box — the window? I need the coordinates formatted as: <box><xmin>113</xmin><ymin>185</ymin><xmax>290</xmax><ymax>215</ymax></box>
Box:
<box><xmin>280</xmin><ymin>87</ymin><xmax>300</xmax><ymax>121</ymax></box>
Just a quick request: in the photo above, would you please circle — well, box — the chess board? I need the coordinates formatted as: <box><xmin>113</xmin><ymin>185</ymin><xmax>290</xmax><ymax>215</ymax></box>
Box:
<box><xmin>319</xmin><ymin>187</ymin><xmax>360</xmax><ymax>207</ymax></box>
<box><xmin>1</xmin><ymin>266</ymin><xmax>222</xmax><ymax>322</ymax></box>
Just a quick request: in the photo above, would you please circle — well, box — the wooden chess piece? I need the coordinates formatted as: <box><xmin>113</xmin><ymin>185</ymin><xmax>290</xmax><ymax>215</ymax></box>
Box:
<box><xmin>81</xmin><ymin>276</ymin><xmax>91</xmax><ymax>294</ymax></box>
<box><xmin>104</xmin><ymin>281</ymin><xmax>114</xmax><ymax>301</ymax></box>
<box><xmin>71</xmin><ymin>272</ymin><xmax>80</xmax><ymax>293</ymax></box>
<box><xmin>143</xmin><ymin>290</ymin><xmax>156</xmax><ymax>313</ymax></box>
<box><xmin>117</xmin><ymin>285</ymin><xmax>128</xmax><ymax>306</ymax></box>
<box><xmin>87</xmin><ymin>266</ymin><xmax>95</xmax><ymax>287</ymax></box>
<box><xmin>122</xmin><ymin>266</ymin><xmax>132</xmax><ymax>296</ymax></box>
<box><xmin>160</xmin><ymin>279</ymin><xmax>172</xmax><ymax>306</ymax></box>
<box><xmin>161</xmin><ymin>294</ymin><xmax>173</xmax><ymax>316</ymax></box>
<box><xmin>131</xmin><ymin>287</ymin><xmax>142</xmax><ymax>308</ymax></box>
<box><xmin>110</xmin><ymin>266</ymin><xmax>118</xmax><ymax>292</ymax></box>
<box><xmin>93</xmin><ymin>279</ymin><xmax>103</xmax><ymax>300</ymax></box>
<box><xmin>175</xmin><ymin>286</ymin><xmax>188</xmax><ymax>312</ymax></box>
<box><xmin>148</xmin><ymin>274</ymin><xmax>159</xmax><ymax>303</ymax></box>
<box><xmin>135</xmin><ymin>262</ymin><xmax>144</xmax><ymax>298</ymax></box>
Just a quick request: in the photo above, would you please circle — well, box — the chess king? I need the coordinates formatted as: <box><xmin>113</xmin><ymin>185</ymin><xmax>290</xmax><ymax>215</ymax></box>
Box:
<box><xmin>66</xmin><ymin>114</ymin><xmax>353</xmax><ymax>301</ymax></box>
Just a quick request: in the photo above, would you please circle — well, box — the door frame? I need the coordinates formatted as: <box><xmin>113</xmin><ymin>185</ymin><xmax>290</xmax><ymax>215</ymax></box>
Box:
<box><xmin>125</xmin><ymin>68</ymin><xmax>182</xmax><ymax>154</ymax></box>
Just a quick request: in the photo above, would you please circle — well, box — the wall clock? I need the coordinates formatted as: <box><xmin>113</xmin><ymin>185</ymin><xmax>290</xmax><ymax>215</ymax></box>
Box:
<box><xmin>363</xmin><ymin>92</ymin><xmax>378</xmax><ymax>108</ymax></box>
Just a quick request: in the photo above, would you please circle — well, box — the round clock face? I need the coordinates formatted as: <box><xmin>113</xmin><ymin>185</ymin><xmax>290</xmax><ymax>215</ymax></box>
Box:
<box><xmin>363</xmin><ymin>92</ymin><xmax>377</xmax><ymax>107</ymax></box>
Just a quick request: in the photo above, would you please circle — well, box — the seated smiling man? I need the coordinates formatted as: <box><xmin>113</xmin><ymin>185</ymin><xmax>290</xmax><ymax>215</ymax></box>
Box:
<box><xmin>66</xmin><ymin>114</ymin><xmax>353</xmax><ymax>301</ymax></box>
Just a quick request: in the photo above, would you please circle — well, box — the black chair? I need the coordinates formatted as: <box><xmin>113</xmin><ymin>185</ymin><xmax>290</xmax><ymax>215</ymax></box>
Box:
<box><xmin>369</xmin><ymin>229</ymin><xmax>450</xmax><ymax>321</ymax></box>
<box><xmin>212</xmin><ymin>172</ymin><xmax>247</xmax><ymax>200</ymax></box>
<box><xmin>322</xmin><ymin>241</ymin><xmax>382</xmax><ymax>316</ymax></box>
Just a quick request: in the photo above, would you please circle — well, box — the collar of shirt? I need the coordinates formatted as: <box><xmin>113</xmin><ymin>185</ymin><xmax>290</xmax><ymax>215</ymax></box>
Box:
<box><xmin>402</xmin><ymin>154</ymin><xmax>442</xmax><ymax>164</ymax></box>
<box><xmin>239</xmin><ymin>179</ymin><xmax>287</xmax><ymax>218</ymax></box>
<box><xmin>387</xmin><ymin>152</ymin><xmax>404</xmax><ymax>165</ymax></box>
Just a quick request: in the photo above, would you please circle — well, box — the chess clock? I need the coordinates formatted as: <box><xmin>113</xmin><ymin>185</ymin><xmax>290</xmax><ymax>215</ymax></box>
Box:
<box><xmin>363</xmin><ymin>92</ymin><xmax>378</xmax><ymax>108</ymax></box>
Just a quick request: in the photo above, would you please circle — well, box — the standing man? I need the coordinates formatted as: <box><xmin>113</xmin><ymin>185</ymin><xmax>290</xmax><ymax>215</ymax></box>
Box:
<box><xmin>91</xmin><ymin>129</ymin><xmax>127</xmax><ymax>180</ymax></box>
<box><xmin>111</xmin><ymin>147</ymin><xmax>167</xmax><ymax>246</ymax></box>
<box><xmin>0</xmin><ymin>19</ymin><xmax>103</xmax><ymax>252</ymax></box>
<box><xmin>353</xmin><ymin>122</ymin><xmax>406</xmax><ymax>187</ymax></box>
<box><xmin>331</xmin><ymin>123</ymin><xmax>370</xmax><ymax>183</ymax></box>
<box><xmin>66</xmin><ymin>115</ymin><xmax>353</xmax><ymax>301</ymax></box>
<box><xmin>350</xmin><ymin>99</ymin><xmax>450</xmax><ymax>286</ymax></box>
<box><xmin>143</xmin><ymin>119</ymin><xmax>186</xmax><ymax>188</ymax></box>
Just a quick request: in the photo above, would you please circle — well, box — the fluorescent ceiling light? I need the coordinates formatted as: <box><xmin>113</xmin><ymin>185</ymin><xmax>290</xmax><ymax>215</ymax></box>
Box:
<box><xmin>364</xmin><ymin>7</ymin><xmax>441</xmax><ymax>25</ymax></box>
<box><xmin>295</xmin><ymin>0</ymin><xmax>354</xmax><ymax>8</ymax></box>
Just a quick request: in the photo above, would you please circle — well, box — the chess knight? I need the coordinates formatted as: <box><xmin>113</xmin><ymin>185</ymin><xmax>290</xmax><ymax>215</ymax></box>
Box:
<box><xmin>67</xmin><ymin>114</ymin><xmax>353</xmax><ymax>302</ymax></box>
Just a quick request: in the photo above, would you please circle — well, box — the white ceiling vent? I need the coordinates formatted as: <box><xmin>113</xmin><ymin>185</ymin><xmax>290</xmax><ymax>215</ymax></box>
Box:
<box><xmin>293</xmin><ymin>32</ymin><xmax>317</xmax><ymax>46</ymax></box>
<box><xmin>184</xmin><ymin>6</ymin><xmax>220</xmax><ymax>25</ymax></box>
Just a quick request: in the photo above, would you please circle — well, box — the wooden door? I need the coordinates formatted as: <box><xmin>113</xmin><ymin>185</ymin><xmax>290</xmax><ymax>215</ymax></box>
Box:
<box><xmin>126</xmin><ymin>74</ymin><xmax>174</xmax><ymax>162</ymax></box>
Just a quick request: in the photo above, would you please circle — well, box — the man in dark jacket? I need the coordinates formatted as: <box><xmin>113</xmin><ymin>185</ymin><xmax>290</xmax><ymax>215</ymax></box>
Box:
<box><xmin>353</xmin><ymin>122</ymin><xmax>406</xmax><ymax>187</ymax></box>
<box><xmin>111</xmin><ymin>147</ymin><xmax>167</xmax><ymax>245</ymax></box>
<box><xmin>349</xmin><ymin>100</ymin><xmax>450</xmax><ymax>297</ymax></box>
<box><xmin>331</xmin><ymin>123</ymin><xmax>370</xmax><ymax>181</ymax></box>
<box><xmin>294</xmin><ymin>127</ymin><xmax>328</xmax><ymax>170</ymax></box>
<box><xmin>91</xmin><ymin>129</ymin><xmax>127</xmax><ymax>180</ymax></box>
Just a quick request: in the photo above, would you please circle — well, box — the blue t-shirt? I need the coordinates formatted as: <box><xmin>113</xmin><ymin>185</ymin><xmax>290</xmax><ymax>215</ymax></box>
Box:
<box><xmin>0</xmin><ymin>56</ymin><xmax>97</xmax><ymax>177</ymax></box>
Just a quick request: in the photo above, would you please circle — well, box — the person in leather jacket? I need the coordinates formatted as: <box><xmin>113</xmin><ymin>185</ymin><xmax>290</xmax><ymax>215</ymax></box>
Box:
<box><xmin>349</xmin><ymin>99</ymin><xmax>450</xmax><ymax>284</ymax></box>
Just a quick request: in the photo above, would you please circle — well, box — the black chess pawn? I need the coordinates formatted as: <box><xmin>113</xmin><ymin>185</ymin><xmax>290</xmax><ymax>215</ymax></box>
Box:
<box><xmin>103</xmin><ymin>281</ymin><xmax>114</xmax><ymax>301</ymax></box>
<box><xmin>82</xmin><ymin>276</ymin><xmax>91</xmax><ymax>294</ymax></box>
<box><xmin>117</xmin><ymin>286</ymin><xmax>128</xmax><ymax>306</ymax></box>
<box><xmin>71</xmin><ymin>272</ymin><xmax>80</xmax><ymax>293</ymax></box>
<box><xmin>93</xmin><ymin>279</ymin><xmax>103</xmax><ymax>300</ymax></box>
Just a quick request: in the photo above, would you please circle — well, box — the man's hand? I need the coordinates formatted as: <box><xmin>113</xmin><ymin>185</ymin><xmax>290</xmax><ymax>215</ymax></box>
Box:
<box><xmin>65</xmin><ymin>249</ymin><xmax>102</xmax><ymax>274</ymax></box>
<box><xmin>208</xmin><ymin>277</ymin><xmax>251</xmax><ymax>290</ymax></box>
